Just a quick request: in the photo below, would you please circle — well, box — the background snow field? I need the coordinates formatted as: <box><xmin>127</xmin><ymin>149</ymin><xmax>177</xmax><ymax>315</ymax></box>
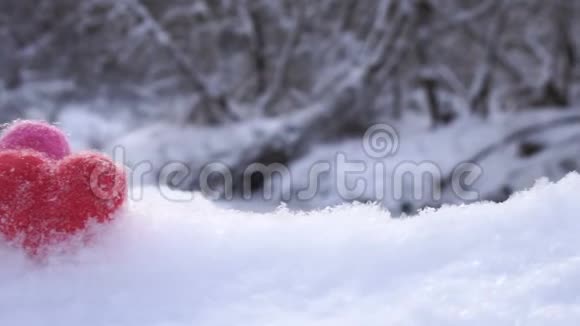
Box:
<box><xmin>1</xmin><ymin>175</ymin><xmax>580</xmax><ymax>325</ymax></box>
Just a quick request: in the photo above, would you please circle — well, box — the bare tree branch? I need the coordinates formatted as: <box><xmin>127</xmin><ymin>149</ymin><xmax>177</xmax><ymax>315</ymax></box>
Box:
<box><xmin>124</xmin><ymin>0</ymin><xmax>234</xmax><ymax>123</ymax></box>
<box><xmin>255</xmin><ymin>5</ymin><xmax>304</xmax><ymax>115</ymax></box>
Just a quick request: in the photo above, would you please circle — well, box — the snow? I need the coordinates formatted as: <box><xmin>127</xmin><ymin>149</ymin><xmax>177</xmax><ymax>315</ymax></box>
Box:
<box><xmin>106</xmin><ymin>108</ymin><xmax>580</xmax><ymax>214</ymax></box>
<box><xmin>1</xmin><ymin>173</ymin><xmax>580</xmax><ymax>325</ymax></box>
<box><xmin>283</xmin><ymin>110</ymin><xmax>580</xmax><ymax>213</ymax></box>
<box><xmin>58</xmin><ymin>107</ymin><xmax>136</xmax><ymax>151</ymax></box>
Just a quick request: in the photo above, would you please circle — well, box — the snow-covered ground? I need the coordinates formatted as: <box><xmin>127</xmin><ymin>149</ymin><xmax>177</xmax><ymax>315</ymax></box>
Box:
<box><xmin>283</xmin><ymin>110</ymin><xmax>580</xmax><ymax>213</ymax></box>
<box><xmin>1</xmin><ymin>174</ymin><xmax>580</xmax><ymax>325</ymax></box>
<box><xmin>107</xmin><ymin>108</ymin><xmax>580</xmax><ymax>214</ymax></box>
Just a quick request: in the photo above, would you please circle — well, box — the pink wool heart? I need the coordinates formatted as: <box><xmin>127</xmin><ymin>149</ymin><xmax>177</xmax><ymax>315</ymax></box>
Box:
<box><xmin>0</xmin><ymin>120</ymin><xmax>71</xmax><ymax>160</ymax></box>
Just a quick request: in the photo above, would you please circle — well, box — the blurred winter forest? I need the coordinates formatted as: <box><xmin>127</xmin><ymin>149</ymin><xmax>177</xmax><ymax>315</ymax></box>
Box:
<box><xmin>2</xmin><ymin>0</ymin><xmax>580</xmax><ymax>214</ymax></box>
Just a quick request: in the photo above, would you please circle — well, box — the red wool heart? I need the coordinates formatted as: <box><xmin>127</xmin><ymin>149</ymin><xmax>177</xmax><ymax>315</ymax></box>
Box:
<box><xmin>0</xmin><ymin>150</ymin><xmax>127</xmax><ymax>253</ymax></box>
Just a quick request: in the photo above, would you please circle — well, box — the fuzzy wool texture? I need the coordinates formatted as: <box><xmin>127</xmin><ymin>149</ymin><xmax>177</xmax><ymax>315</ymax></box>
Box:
<box><xmin>1</xmin><ymin>174</ymin><xmax>579</xmax><ymax>325</ymax></box>
<box><xmin>0</xmin><ymin>150</ymin><xmax>127</xmax><ymax>253</ymax></box>
<box><xmin>0</xmin><ymin>120</ymin><xmax>71</xmax><ymax>160</ymax></box>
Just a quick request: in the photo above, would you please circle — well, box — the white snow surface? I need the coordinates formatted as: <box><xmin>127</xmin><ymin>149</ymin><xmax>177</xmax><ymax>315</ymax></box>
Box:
<box><xmin>1</xmin><ymin>174</ymin><xmax>580</xmax><ymax>325</ymax></box>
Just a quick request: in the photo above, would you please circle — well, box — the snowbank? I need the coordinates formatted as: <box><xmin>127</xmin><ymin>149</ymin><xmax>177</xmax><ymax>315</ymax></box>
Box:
<box><xmin>111</xmin><ymin>110</ymin><xmax>580</xmax><ymax>214</ymax></box>
<box><xmin>1</xmin><ymin>174</ymin><xmax>580</xmax><ymax>325</ymax></box>
<box><xmin>284</xmin><ymin>111</ymin><xmax>580</xmax><ymax>213</ymax></box>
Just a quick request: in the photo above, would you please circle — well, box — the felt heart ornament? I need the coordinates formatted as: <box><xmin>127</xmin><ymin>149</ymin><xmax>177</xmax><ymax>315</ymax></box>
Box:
<box><xmin>0</xmin><ymin>120</ymin><xmax>71</xmax><ymax>160</ymax></box>
<box><xmin>0</xmin><ymin>150</ymin><xmax>127</xmax><ymax>254</ymax></box>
